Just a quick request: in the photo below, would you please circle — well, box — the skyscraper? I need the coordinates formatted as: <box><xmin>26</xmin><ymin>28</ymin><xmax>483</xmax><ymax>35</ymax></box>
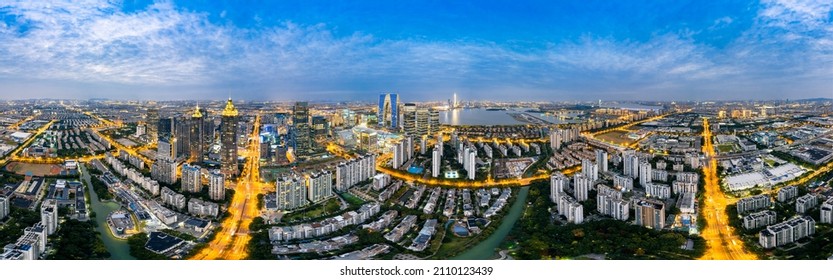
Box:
<box><xmin>189</xmin><ymin>105</ymin><xmax>204</xmax><ymax>163</ymax></box>
<box><xmin>209</xmin><ymin>170</ymin><xmax>225</xmax><ymax>201</ymax></box>
<box><xmin>147</xmin><ymin>108</ymin><xmax>159</xmax><ymax>142</ymax></box>
<box><xmin>221</xmin><ymin>98</ymin><xmax>239</xmax><ymax>177</ymax></box>
<box><xmin>428</xmin><ymin>109</ymin><xmax>440</xmax><ymax>135</ymax></box>
<box><xmin>378</xmin><ymin>93</ymin><xmax>399</xmax><ymax>129</ymax></box>
<box><xmin>402</xmin><ymin>103</ymin><xmax>417</xmax><ymax>135</ymax></box>
<box><xmin>582</xmin><ymin>158</ymin><xmax>598</xmax><ymax>181</ymax></box>
<box><xmin>292</xmin><ymin>102</ymin><xmax>312</xmax><ymax>157</ymax></box>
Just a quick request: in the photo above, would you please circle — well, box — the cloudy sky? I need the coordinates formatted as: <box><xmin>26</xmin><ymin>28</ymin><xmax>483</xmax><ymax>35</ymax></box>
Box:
<box><xmin>0</xmin><ymin>0</ymin><xmax>831</xmax><ymax>102</ymax></box>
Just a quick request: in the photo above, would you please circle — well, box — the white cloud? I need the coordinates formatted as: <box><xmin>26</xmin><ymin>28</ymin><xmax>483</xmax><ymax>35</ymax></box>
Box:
<box><xmin>0</xmin><ymin>0</ymin><xmax>829</xmax><ymax>100</ymax></box>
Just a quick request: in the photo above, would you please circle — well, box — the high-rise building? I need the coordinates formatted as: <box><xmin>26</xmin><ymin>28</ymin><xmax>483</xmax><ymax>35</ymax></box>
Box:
<box><xmin>311</xmin><ymin>115</ymin><xmax>329</xmax><ymax>139</ymax></box>
<box><xmin>597</xmin><ymin>188</ymin><xmax>630</xmax><ymax>221</ymax></box>
<box><xmin>157</xmin><ymin>136</ymin><xmax>176</xmax><ymax>161</ymax></box>
<box><xmin>595</xmin><ymin>149</ymin><xmax>608</xmax><ymax>172</ymax></box>
<box><xmin>463</xmin><ymin>149</ymin><xmax>477</xmax><ymax>180</ymax></box>
<box><xmin>582</xmin><ymin>159</ymin><xmax>598</xmax><ymax>181</ymax></box>
<box><xmin>181</xmin><ymin>163</ymin><xmax>202</xmax><ymax>193</ymax></box>
<box><xmin>40</xmin><ymin>199</ymin><xmax>58</xmax><ymax>235</ymax></box>
<box><xmin>428</xmin><ymin>109</ymin><xmax>440</xmax><ymax>135</ymax></box>
<box><xmin>147</xmin><ymin>108</ymin><xmax>159</xmax><ymax>142</ymax></box>
<box><xmin>645</xmin><ymin>182</ymin><xmax>671</xmax><ymax>199</ymax></box>
<box><xmin>189</xmin><ymin>105</ymin><xmax>204</xmax><ymax>163</ymax></box>
<box><xmin>221</xmin><ymin>98</ymin><xmax>239</xmax><ymax>177</ymax></box>
<box><xmin>638</xmin><ymin>159</ymin><xmax>652</xmax><ymax>187</ymax></box>
<box><xmin>336</xmin><ymin>154</ymin><xmax>376</xmax><ymax>191</ymax></box>
<box><xmin>209</xmin><ymin>170</ymin><xmax>225</xmax><ymax>201</ymax></box>
<box><xmin>402</xmin><ymin>103</ymin><xmax>418</xmax><ymax>135</ymax></box>
<box><xmin>634</xmin><ymin>199</ymin><xmax>665</xmax><ymax>230</ymax></box>
<box><xmin>276</xmin><ymin>175</ymin><xmax>308</xmax><ymax>210</ymax></box>
<box><xmin>0</xmin><ymin>195</ymin><xmax>9</xmax><ymax>221</ymax></box>
<box><xmin>420</xmin><ymin>135</ymin><xmax>427</xmax><ymax>155</ymax></box>
<box><xmin>550</xmin><ymin>172</ymin><xmax>568</xmax><ymax>205</ymax></box>
<box><xmin>623</xmin><ymin>151</ymin><xmax>639</xmax><ymax>178</ymax></box>
<box><xmin>151</xmin><ymin>157</ymin><xmax>178</xmax><ymax>185</ymax></box>
<box><xmin>292</xmin><ymin>101</ymin><xmax>312</xmax><ymax>157</ymax></box>
<box><xmin>378</xmin><ymin>93</ymin><xmax>399</xmax><ymax>129</ymax></box>
<box><xmin>307</xmin><ymin>170</ymin><xmax>333</xmax><ymax>203</ymax></box>
<box><xmin>821</xmin><ymin>198</ymin><xmax>833</xmax><ymax>224</ymax></box>
<box><xmin>573</xmin><ymin>173</ymin><xmax>591</xmax><ymax>201</ymax></box>
<box><xmin>613</xmin><ymin>174</ymin><xmax>633</xmax><ymax>191</ymax></box>
<box><xmin>558</xmin><ymin>194</ymin><xmax>584</xmax><ymax>224</ymax></box>
<box><xmin>432</xmin><ymin>146</ymin><xmax>441</xmax><ymax>178</ymax></box>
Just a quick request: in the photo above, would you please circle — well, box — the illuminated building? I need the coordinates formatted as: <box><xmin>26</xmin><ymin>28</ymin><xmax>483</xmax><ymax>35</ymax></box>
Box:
<box><xmin>378</xmin><ymin>93</ymin><xmax>399</xmax><ymax>129</ymax></box>
<box><xmin>209</xmin><ymin>170</ymin><xmax>225</xmax><ymax>201</ymax></box>
<box><xmin>182</xmin><ymin>163</ymin><xmax>202</xmax><ymax>193</ymax></box>
<box><xmin>221</xmin><ymin>98</ymin><xmax>239</xmax><ymax>177</ymax></box>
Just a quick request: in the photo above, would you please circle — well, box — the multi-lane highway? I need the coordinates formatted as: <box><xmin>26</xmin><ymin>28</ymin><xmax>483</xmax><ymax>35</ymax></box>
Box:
<box><xmin>191</xmin><ymin>115</ymin><xmax>264</xmax><ymax>260</ymax></box>
<box><xmin>699</xmin><ymin>117</ymin><xmax>757</xmax><ymax>260</ymax></box>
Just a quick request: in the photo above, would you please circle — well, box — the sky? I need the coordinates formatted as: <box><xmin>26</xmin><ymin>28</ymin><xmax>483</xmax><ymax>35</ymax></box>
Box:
<box><xmin>0</xmin><ymin>0</ymin><xmax>831</xmax><ymax>102</ymax></box>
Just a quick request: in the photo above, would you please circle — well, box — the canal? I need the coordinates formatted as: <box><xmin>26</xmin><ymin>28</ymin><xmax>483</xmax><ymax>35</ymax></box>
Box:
<box><xmin>81</xmin><ymin>164</ymin><xmax>135</xmax><ymax>260</ymax></box>
<box><xmin>452</xmin><ymin>186</ymin><xmax>529</xmax><ymax>260</ymax></box>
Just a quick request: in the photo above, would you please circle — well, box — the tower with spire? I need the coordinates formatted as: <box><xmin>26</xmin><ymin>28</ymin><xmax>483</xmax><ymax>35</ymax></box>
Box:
<box><xmin>220</xmin><ymin>98</ymin><xmax>239</xmax><ymax>177</ymax></box>
<box><xmin>188</xmin><ymin>104</ymin><xmax>204</xmax><ymax>163</ymax></box>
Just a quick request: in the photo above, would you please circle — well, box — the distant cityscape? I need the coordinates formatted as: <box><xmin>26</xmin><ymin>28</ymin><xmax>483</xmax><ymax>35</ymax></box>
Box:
<box><xmin>0</xmin><ymin>95</ymin><xmax>831</xmax><ymax>260</ymax></box>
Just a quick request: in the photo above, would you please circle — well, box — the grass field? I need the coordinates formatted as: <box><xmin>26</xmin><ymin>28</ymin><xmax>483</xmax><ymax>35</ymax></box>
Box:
<box><xmin>5</xmin><ymin>162</ymin><xmax>62</xmax><ymax>176</ymax></box>
<box><xmin>717</xmin><ymin>143</ymin><xmax>737</xmax><ymax>153</ymax></box>
<box><xmin>596</xmin><ymin>131</ymin><xmax>638</xmax><ymax>146</ymax></box>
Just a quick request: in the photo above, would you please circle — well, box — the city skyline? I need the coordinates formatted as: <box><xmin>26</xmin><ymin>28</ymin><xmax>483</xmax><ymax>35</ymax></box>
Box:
<box><xmin>0</xmin><ymin>1</ymin><xmax>831</xmax><ymax>101</ymax></box>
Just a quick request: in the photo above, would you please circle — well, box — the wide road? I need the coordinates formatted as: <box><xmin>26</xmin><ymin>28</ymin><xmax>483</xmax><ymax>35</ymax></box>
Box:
<box><xmin>699</xmin><ymin>117</ymin><xmax>757</xmax><ymax>260</ymax></box>
<box><xmin>191</xmin><ymin>115</ymin><xmax>263</xmax><ymax>260</ymax></box>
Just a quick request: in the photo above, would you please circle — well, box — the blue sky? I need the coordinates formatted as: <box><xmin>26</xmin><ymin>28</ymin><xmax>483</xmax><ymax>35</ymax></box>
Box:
<box><xmin>0</xmin><ymin>0</ymin><xmax>831</xmax><ymax>101</ymax></box>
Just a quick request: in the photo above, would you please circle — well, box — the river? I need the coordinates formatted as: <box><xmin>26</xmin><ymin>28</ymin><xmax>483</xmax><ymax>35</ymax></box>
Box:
<box><xmin>81</xmin><ymin>164</ymin><xmax>135</xmax><ymax>260</ymax></box>
<box><xmin>452</xmin><ymin>186</ymin><xmax>528</xmax><ymax>260</ymax></box>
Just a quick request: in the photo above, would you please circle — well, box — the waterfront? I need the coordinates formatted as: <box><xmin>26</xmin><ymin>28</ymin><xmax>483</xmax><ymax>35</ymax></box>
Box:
<box><xmin>441</xmin><ymin>108</ymin><xmax>580</xmax><ymax>126</ymax></box>
<box><xmin>452</xmin><ymin>186</ymin><xmax>529</xmax><ymax>260</ymax></box>
<box><xmin>81</xmin><ymin>164</ymin><xmax>135</xmax><ymax>260</ymax></box>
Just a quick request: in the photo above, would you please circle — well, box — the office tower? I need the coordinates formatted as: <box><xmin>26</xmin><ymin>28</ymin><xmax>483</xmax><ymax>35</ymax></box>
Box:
<box><xmin>175</xmin><ymin>116</ymin><xmax>191</xmax><ymax>158</ymax></box>
<box><xmin>276</xmin><ymin>175</ymin><xmax>308</xmax><ymax>210</ymax></box>
<box><xmin>432</xmin><ymin>146</ymin><xmax>441</xmax><ymax>178</ymax></box>
<box><xmin>40</xmin><ymin>200</ymin><xmax>58</xmax><ymax>235</ymax></box>
<box><xmin>581</xmin><ymin>159</ymin><xmax>598</xmax><ymax>181</ymax></box>
<box><xmin>292</xmin><ymin>101</ymin><xmax>312</xmax><ymax>156</ymax></box>
<box><xmin>311</xmin><ymin>115</ymin><xmax>329</xmax><ymax>139</ymax></box>
<box><xmin>209</xmin><ymin>170</ymin><xmax>225</xmax><ymax>201</ymax></box>
<box><xmin>151</xmin><ymin>157</ymin><xmax>178</xmax><ymax>185</ymax></box>
<box><xmin>573</xmin><ymin>173</ymin><xmax>591</xmax><ymax>201</ymax></box>
<box><xmin>634</xmin><ymin>199</ymin><xmax>666</xmax><ymax>229</ymax></box>
<box><xmin>550</xmin><ymin>172</ymin><xmax>568</xmax><ymax>205</ymax></box>
<box><xmin>147</xmin><ymin>108</ymin><xmax>159</xmax><ymax>142</ymax></box>
<box><xmin>221</xmin><ymin>98</ymin><xmax>239</xmax><ymax>177</ymax></box>
<box><xmin>416</xmin><ymin>108</ymin><xmax>430</xmax><ymax>136</ymax></box>
<box><xmin>595</xmin><ymin>149</ymin><xmax>608</xmax><ymax>172</ymax></box>
<box><xmin>189</xmin><ymin>105</ymin><xmax>204</xmax><ymax>163</ymax></box>
<box><xmin>402</xmin><ymin>103</ymin><xmax>417</xmax><ymax>135</ymax></box>
<box><xmin>427</xmin><ymin>109</ymin><xmax>440</xmax><ymax>135</ymax></box>
<box><xmin>638</xmin><ymin>159</ymin><xmax>652</xmax><ymax>187</ymax></box>
<box><xmin>307</xmin><ymin>170</ymin><xmax>333</xmax><ymax>203</ymax></box>
<box><xmin>181</xmin><ymin>163</ymin><xmax>202</xmax><ymax>193</ymax></box>
<box><xmin>378</xmin><ymin>93</ymin><xmax>399</xmax><ymax>129</ymax></box>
